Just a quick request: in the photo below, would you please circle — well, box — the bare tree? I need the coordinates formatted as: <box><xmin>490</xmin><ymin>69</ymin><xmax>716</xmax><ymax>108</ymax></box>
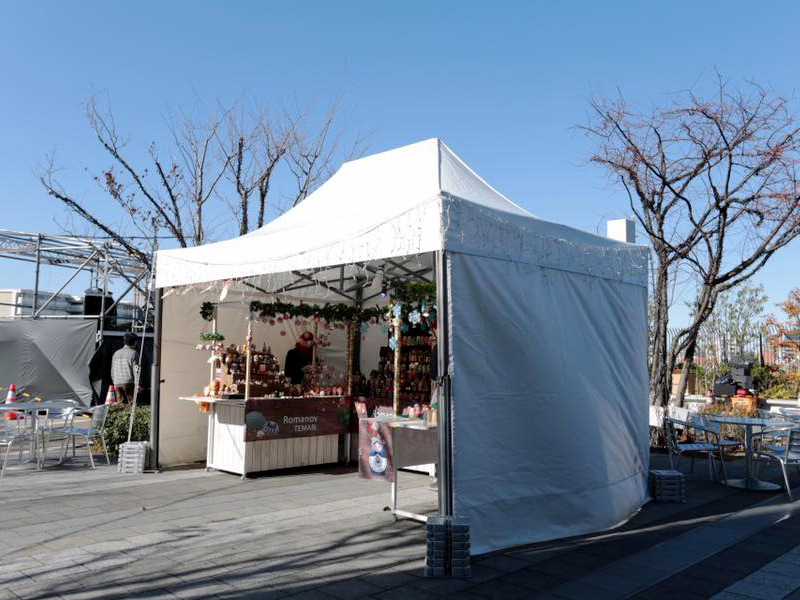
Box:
<box><xmin>287</xmin><ymin>98</ymin><xmax>367</xmax><ymax>207</ymax></box>
<box><xmin>222</xmin><ymin>106</ymin><xmax>292</xmax><ymax>235</ymax></box>
<box><xmin>165</xmin><ymin>103</ymin><xmax>233</xmax><ymax>245</ymax></box>
<box><xmin>584</xmin><ymin>78</ymin><xmax>800</xmax><ymax>406</ymax></box>
<box><xmin>40</xmin><ymin>93</ymin><xmax>363</xmax><ymax>267</ymax></box>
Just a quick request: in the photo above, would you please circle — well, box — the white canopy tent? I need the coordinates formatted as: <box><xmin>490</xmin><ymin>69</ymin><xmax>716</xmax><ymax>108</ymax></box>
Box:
<box><xmin>155</xmin><ymin>138</ymin><xmax>650</xmax><ymax>554</ymax></box>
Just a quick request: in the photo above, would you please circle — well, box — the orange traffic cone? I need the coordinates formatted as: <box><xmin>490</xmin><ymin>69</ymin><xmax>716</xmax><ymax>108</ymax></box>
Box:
<box><xmin>105</xmin><ymin>384</ymin><xmax>118</xmax><ymax>405</ymax></box>
<box><xmin>5</xmin><ymin>383</ymin><xmax>18</xmax><ymax>421</ymax></box>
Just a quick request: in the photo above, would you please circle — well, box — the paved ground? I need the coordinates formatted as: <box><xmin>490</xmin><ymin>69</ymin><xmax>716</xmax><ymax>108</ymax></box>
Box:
<box><xmin>3</xmin><ymin>448</ymin><xmax>800</xmax><ymax>599</ymax></box>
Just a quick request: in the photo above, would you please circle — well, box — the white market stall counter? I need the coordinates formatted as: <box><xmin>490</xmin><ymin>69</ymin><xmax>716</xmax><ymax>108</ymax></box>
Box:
<box><xmin>181</xmin><ymin>395</ymin><xmax>351</xmax><ymax>477</ymax></box>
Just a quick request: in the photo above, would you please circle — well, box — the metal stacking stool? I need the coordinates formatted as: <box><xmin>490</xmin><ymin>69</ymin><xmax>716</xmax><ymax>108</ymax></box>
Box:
<box><xmin>648</xmin><ymin>469</ymin><xmax>686</xmax><ymax>502</ymax></box>
<box><xmin>118</xmin><ymin>441</ymin><xmax>150</xmax><ymax>474</ymax></box>
<box><xmin>425</xmin><ymin>516</ymin><xmax>471</xmax><ymax>578</ymax></box>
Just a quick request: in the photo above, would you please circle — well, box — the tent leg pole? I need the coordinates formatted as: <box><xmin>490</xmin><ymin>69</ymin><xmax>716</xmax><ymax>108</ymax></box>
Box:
<box><xmin>150</xmin><ymin>288</ymin><xmax>163</xmax><ymax>471</ymax></box>
<box><xmin>435</xmin><ymin>250</ymin><xmax>453</xmax><ymax>517</ymax></box>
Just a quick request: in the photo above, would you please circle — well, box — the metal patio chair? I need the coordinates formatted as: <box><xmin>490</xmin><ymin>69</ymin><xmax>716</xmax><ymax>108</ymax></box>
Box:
<box><xmin>753</xmin><ymin>428</ymin><xmax>800</xmax><ymax>501</ymax></box>
<box><xmin>0</xmin><ymin>407</ymin><xmax>37</xmax><ymax>479</ymax></box>
<box><xmin>39</xmin><ymin>400</ymin><xmax>79</xmax><ymax>466</ymax></box>
<box><xmin>688</xmin><ymin>412</ymin><xmax>742</xmax><ymax>453</ymax></box>
<box><xmin>54</xmin><ymin>405</ymin><xmax>110</xmax><ymax>469</ymax></box>
<box><xmin>664</xmin><ymin>417</ymin><xmax>728</xmax><ymax>483</ymax></box>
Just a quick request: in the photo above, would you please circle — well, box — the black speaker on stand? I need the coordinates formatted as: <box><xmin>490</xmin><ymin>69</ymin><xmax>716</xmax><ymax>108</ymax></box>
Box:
<box><xmin>83</xmin><ymin>288</ymin><xmax>117</xmax><ymax>329</ymax></box>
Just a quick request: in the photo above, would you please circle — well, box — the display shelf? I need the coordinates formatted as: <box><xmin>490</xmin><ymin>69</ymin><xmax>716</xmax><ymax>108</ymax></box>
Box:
<box><xmin>370</xmin><ymin>326</ymin><xmax>434</xmax><ymax>407</ymax></box>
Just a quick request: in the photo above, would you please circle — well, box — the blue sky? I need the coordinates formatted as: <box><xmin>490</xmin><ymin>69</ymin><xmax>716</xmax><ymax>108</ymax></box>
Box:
<box><xmin>1</xmin><ymin>1</ymin><xmax>799</xmax><ymax>324</ymax></box>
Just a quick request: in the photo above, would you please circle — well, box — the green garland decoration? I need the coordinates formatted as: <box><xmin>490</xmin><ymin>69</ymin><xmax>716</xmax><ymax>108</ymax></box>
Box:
<box><xmin>200</xmin><ymin>332</ymin><xmax>225</xmax><ymax>342</ymax></box>
<box><xmin>200</xmin><ymin>302</ymin><xmax>216</xmax><ymax>322</ymax></box>
<box><xmin>390</xmin><ymin>282</ymin><xmax>436</xmax><ymax>304</ymax></box>
<box><xmin>199</xmin><ymin>283</ymin><xmax>436</xmax><ymax>327</ymax></box>
<box><xmin>248</xmin><ymin>301</ymin><xmax>384</xmax><ymax>325</ymax></box>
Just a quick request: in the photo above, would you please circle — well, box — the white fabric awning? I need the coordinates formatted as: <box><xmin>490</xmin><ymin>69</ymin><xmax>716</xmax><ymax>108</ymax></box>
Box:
<box><xmin>155</xmin><ymin>139</ymin><xmax>534</xmax><ymax>288</ymax></box>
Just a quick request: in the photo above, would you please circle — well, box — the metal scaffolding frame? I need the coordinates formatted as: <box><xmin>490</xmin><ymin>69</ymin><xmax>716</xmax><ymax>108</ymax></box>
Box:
<box><xmin>0</xmin><ymin>229</ymin><xmax>152</xmax><ymax>335</ymax></box>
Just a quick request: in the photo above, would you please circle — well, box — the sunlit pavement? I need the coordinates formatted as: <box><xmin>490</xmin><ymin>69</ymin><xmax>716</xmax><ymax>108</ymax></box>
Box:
<box><xmin>1</xmin><ymin>451</ymin><xmax>800</xmax><ymax>599</ymax></box>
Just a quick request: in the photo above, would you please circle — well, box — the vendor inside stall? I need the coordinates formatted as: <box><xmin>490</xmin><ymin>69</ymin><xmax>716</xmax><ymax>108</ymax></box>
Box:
<box><xmin>179</xmin><ymin>278</ymin><xmax>439</xmax><ymax>484</ymax></box>
<box><xmin>284</xmin><ymin>331</ymin><xmax>314</xmax><ymax>384</ymax></box>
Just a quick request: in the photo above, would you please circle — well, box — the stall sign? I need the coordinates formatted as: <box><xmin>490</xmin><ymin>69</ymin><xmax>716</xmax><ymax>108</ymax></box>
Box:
<box><xmin>244</xmin><ymin>397</ymin><xmax>351</xmax><ymax>441</ymax></box>
<box><xmin>358</xmin><ymin>418</ymin><xmax>395</xmax><ymax>483</ymax></box>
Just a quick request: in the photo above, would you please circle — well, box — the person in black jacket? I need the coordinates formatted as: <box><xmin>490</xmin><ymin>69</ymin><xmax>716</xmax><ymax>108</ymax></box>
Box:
<box><xmin>285</xmin><ymin>331</ymin><xmax>314</xmax><ymax>384</ymax></box>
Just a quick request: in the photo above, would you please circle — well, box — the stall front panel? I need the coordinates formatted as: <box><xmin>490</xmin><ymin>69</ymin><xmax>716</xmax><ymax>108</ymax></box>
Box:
<box><xmin>446</xmin><ymin>236</ymin><xmax>649</xmax><ymax>554</ymax></box>
<box><xmin>159</xmin><ymin>290</ymin><xmax>351</xmax><ymax>467</ymax></box>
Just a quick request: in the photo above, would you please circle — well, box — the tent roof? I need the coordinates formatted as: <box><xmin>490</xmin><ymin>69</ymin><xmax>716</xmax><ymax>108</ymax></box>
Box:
<box><xmin>248</xmin><ymin>138</ymin><xmax>533</xmax><ymax>239</ymax></box>
<box><xmin>156</xmin><ymin>139</ymin><xmax>647</xmax><ymax>289</ymax></box>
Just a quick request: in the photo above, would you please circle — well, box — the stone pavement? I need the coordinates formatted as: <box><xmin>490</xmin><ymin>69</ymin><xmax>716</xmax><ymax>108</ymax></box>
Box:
<box><xmin>2</xmin><ymin>450</ymin><xmax>800</xmax><ymax>599</ymax></box>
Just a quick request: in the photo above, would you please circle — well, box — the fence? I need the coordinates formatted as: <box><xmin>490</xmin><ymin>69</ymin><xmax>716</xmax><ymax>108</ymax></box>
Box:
<box><xmin>666</xmin><ymin>325</ymin><xmax>797</xmax><ymax>368</ymax></box>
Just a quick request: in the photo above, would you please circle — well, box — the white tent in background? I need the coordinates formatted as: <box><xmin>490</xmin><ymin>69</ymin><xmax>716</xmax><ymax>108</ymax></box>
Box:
<box><xmin>155</xmin><ymin>138</ymin><xmax>650</xmax><ymax>554</ymax></box>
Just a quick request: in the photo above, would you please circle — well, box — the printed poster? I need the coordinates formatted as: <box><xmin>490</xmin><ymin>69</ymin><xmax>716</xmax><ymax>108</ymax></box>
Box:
<box><xmin>358</xmin><ymin>418</ymin><xmax>395</xmax><ymax>483</ymax></box>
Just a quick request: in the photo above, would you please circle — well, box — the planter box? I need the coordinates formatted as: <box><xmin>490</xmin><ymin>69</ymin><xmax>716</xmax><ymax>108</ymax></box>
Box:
<box><xmin>671</xmin><ymin>372</ymin><xmax>697</xmax><ymax>396</ymax></box>
<box><xmin>731</xmin><ymin>396</ymin><xmax>756</xmax><ymax>413</ymax></box>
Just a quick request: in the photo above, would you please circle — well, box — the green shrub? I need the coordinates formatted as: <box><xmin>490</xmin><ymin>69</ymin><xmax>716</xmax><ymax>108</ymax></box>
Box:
<box><xmin>751</xmin><ymin>363</ymin><xmax>779</xmax><ymax>393</ymax></box>
<box><xmin>101</xmin><ymin>404</ymin><xmax>150</xmax><ymax>455</ymax></box>
<box><xmin>762</xmin><ymin>382</ymin><xmax>800</xmax><ymax>399</ymax></box>
<box><xmin>698</xmin><ymin>402</ymin><xmax>753</xmax><ymax>441</ymax></box>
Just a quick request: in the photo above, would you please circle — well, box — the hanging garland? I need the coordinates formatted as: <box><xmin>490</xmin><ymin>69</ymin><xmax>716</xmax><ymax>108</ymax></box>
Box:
<box><xmin>199</xmin><ymin>281</ymin><xmax>435</xmax><ymax>329</ymax></box>
<box><xmin>385</xmin><ymin>282</ymin><xmax>436</xmax><ymax>325</ymax></box>
<box><xmin>248</xmin><ymin>300</ymin><xmax>384</xmax><ymax>325</ymax></box>
<box><xmin>385</xmin><ymin>282</ymin><xmax>437</xmax><ymax>350</ymax></box>
<box><xmin>390</xmin><ymin>282</ymin><xmax>436</xmax><ymax>304</ymax></box>
<box><xmin>200</xmin><ymin>302</ymin><xmax>216</xmax><ymax>322</ymax></box>
<box><xmin>200</xmin><ymin>331</ymin><xmax>225</xmax><ymax>342</ymax></box>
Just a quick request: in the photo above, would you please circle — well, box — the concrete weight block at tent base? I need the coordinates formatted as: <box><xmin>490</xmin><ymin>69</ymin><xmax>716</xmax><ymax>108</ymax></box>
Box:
<box><xmin>424</xmin><ymin>515</ymin><xmax>471</xmax><ymax>578</ymax></box>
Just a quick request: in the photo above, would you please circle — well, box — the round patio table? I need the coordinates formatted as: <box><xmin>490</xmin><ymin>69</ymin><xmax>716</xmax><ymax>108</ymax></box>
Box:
<box><xmin>0</xmin><ymin>400</ymin><xmax>79</xmax><ymax>412</ymax></box>
<box><xmin>707</xmin><ymin>414</ymin><xmax>794</xmax><ymax>491</ymax></box>
<box><xmin>0</xmin><ymin>400</ymin><xmax>81</xmax><ymax>465</ymax></box>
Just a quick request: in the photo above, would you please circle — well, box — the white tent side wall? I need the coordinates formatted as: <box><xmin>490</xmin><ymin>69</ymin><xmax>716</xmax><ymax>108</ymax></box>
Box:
<box><xmin>443</xmin><ymin>198</ymin><xmax>649</xmax><ymax>554</ymax></box>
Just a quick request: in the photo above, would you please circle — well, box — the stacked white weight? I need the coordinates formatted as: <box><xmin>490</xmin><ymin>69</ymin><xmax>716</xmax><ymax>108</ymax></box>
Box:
<box><xmin>118</xmin><ymin>441</ymin><xmax>150</xmax><ymax>473</ymax></box>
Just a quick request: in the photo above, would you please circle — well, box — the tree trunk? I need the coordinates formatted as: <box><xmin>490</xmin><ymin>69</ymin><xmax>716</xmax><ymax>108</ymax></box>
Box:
<box><xmin>195</xmin><ymin>201</ymin><xmax>203</xmax><ymax>245</ymax></box>
<box><xmin>650</xmin><ymin>257</ymin><xmax>670</xmax><ymax>407</ymax></box>
<box><xmin>675</xmin><ymin>336</ymin><xmax>698</xmax><ymax>407</ymax></box>
<box><xmin>239</xmin><ymin>192</ymin><xmax>249</xmax><ymax>235</ymax></box>
<box><xmin>257</xmin><ymin>182</ymin><xmax>268</xmax><ymax>228</ymax></box>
